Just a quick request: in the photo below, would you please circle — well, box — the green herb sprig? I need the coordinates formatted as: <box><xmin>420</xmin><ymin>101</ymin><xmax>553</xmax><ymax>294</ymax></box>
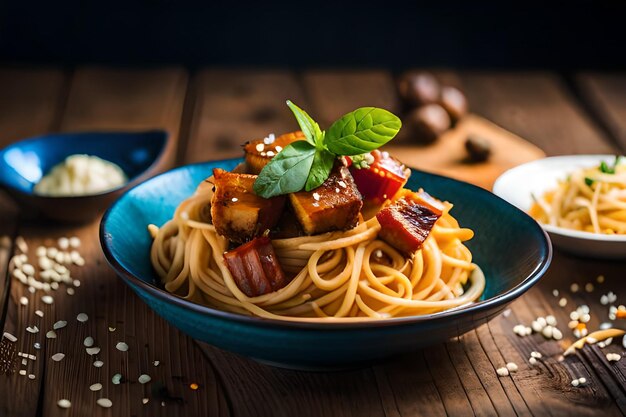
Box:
<box><xmin>253</xmin><ymin>101</ymin><xmax>401</xmax><ymax>198</ymax></box>
<box><xmin>600</xmin><ymin>156</ymin><xmax>623</xmax><ymax>174</ymax></box>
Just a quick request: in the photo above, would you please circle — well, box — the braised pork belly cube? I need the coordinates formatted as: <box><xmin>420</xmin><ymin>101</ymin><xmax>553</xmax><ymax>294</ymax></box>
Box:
<box><xmin>224</xmin><ymin>237</ymin><xmax>289</xmax><ymax>297</ymax></box>
<box><xmin>376</xmin><ymin>198</ymin><xmax>441</xmax><ymax>254</ymax></box>
<box><xmin>244</xmin><ymin>131</ymin><xmax>305</xmax><ymax>174</ymax></box>
<box><xmin>210</xmin><ymin>168</ymin><xmax>286</xmax><ymax>243</ymax></box>
<box><xmin>289</xmin><ymin>165</ymin><xmax>363</xmax><ymax>235</ymax></box>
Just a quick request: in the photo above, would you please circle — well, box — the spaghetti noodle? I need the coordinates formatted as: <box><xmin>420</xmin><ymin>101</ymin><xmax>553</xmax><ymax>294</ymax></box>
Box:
<box><xmin>149</xmin><ymin>178</ymin><xmax>485</xmax><ymax>322</ymax></box>
<box><xmin>530</xmin><ymin>159</ymin><xmax>626</xmax><ymax>235</ymax></box>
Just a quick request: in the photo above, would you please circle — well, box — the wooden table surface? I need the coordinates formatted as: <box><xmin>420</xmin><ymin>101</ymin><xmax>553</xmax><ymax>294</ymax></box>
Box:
<box><xmin>1</xmin><ymin>67</ymin><xmax>626</xmax><ymax>417</ymax></box>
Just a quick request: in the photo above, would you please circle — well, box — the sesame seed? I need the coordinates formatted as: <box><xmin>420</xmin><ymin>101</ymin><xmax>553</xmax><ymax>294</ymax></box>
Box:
<box><xmin>116</xmin><ymin>342</ymin><xmax>129</xmax><ymax>352</ymax></box>
<box><xmin>28</xmin><ymin>374</ymin><xmax>35</xmax><ymax>380</ymax></box>
<box><xmin>552</xmin><ymin>328</ymin><xmax>563</xmax><ymax>340</ymax></box>
<box><xmin>260</xmin><ymin>152</ymin><xmax>266</xmax><ymax>157</ymax></box>
<box><xmin>502</xmin><ymin>309</ymin><xmax>511</xmax><ymax>317</ymax></box>
<box><xmin>84</xmin><ymin>337</ymin><xmax>94</xmax><ymax>347</ymax></box>
<box><xmin>96</xmin><ymin>398</ymin><xmax>113</xmax><ymax>408</ymax></box>
<box><xmin>47</xmin><ymin>247</ymin><xmax>58</xmax><ymax>258</ymax></box>
<box><xmin>19</xmin><ymin>296</ymin><xmax>28</xmax><ymax>306</ymax></box>
<box><xmin>496</xmin><ymin>367</ymin><xmax>509</xmax><ymax>376</ymax></box>
<box><xmin>606</xmin><ymin>353</ymin><xmax>621</xmax><ymax>362</ymax></box>
<box><xmin>529</xmin><ymin>357</ymin><xmax>538</xmax><ymax>365</ymax></box>
<box><xmin>255</xmin><ymin>143</ymin><xmax>265</xmax><ymax>152</ymax></box>
<box><xmin>312</xmin><ymin>193</ymin><xmax>320</xmax><ymax>201</ymax></box>
<box><xmin>552</xmin><ymin>289</ymin><xmax>559</xmax><ymax>297</ymax></box>
<box><xmin>86</xmin><ymin>347</ymin><xmax>101</xmax><ymax>356</ymax></box>
<box><xmin>138</xmin><ymin>374</ymin><xmax>151</xmax><ymax>384</ymax></box>
<box><xmin>73</xmin><ymin>280</ymin><xmax>80</xmax><ymax>287</ymax></box>
<box><xmin>51</xmin><ymin>353</ymin><xmax>65</xmax><ymax>362</ymax></box>
<box><xmin>34</xmin><ymin>343</ymin><xmax>40</xmax><ymax>350</ymax></box>
<box><xmin>53</xmin><ymin>320</ymin><xmax>67</xmax><ymax>330</ymax></box>
<box><xmin>275</xmin><ymin>146</ymin><xmax>283</xmax><ymax>152</ymax></box>
<box><xmin>27</xmin><ymin>354</ymin><xmax>36</xmax><ymax>361</ymax></box>
<box><xmin>93</xmin><ymin>360</ymin><xmax>104</xmax><ymax>368</ymax></box>
<box><xmin>58</xmin><ymin>398</ymin><xmax>72</xmax><ymax>408</ymax></box>
<box><xmin>142</xmin><ymin>398</ymin><xmax>149</xmax><ymax>404</ymax></box>
<box><xmin>579</xmin><ymin>377</ymin><xmax>587</xmax><ymax>384</ymax></box>
<box><xmin>76</xmin><ymin>313</ymin><xmax>88</xmax><ymax>323</ymax></box>
<box><xmin>506</xmin><ymin>362</ymin><xmax>518</xmax><ymax>372</ymax></box>
<box><xmin>338</xmin><ymin>180</ymin><xmax>347</xmax><ymax>188</ymax></box>
<box><xmin>67</xmin><ymin>288</ymin><xmax>75</xmax><ymax>295</ymax></box>
<box><xmin>26</xmin><ymin>326</ymin><xmax>39</xmax><ymax>334</ymax></box>
<box><xmin>69</xmin><ymin>237</ymin><xmax>81</xmax><ymax>248</ymax></box>
<box><xmin>266</xmin><ymin>151</ymin><xmax>275</xmax><ymax>157</ymax></box>
<box><xmin>90</xmin><ymin>383</ymin><xmax>102</xmax><ymax>391</ymax></box>
<box><xmin>16</xmin><ymin>236</ymin><xmax>28</xmax><ymax>253</ymax></box>
<box><xmin>19</xmin><ymin>370</ymin><xmax>26</xmax><ymax>376</ymax></box>
<box><xmin>58</xmin><ymin>237</ymin><xmax>69</xmax><ymax>250</ymax></box>
<box><xmin>531</xmin><ymin>352</ymin><xmax>542</xmax><ymax>359</ymax></box>
<box><xmin>571</xmin><ymin>379</ymin><xmax>580</xmax><ymax>387</ymax></box>
<box><xmin>112</xmin><ymin>374</ymin><xmax>122</xmax><ymax>385</ymax></box>
<box><xmin>600</xmin><ymin>322</ymin><xmax>613</xmax><ymax>330</ymax></box>
<box><xmin>559</xmin><ymin>297</ymin><xmax>567</xmax><ymax>307</ymax></box>
<box><xmin>570</xmin><ymin>283</ymin><xmax>579</xmax><ymax>293</ymax></box>
<box><xmin>22</xmin><ymin>264</ymin><xmax>35</xmax><ymax>276</ymax></box>
<box><xmin>231</xmin><ymin>197</ymin><xmax>238</xmax><ymax>202</ymax></box>
<box><xmin>541</xmin><ymin>326</ymin><xmax>553</xmax><ymax>339</ymax></box>
<box><xmin>546</xmin><ymin>315</ymin><xmax>557</xmax><ymax>326</ymax></box>
<box><xmin>3</xmin><ymin>332</ymin><xmax>17</xmax><ymax>342</ymax></box>
<box><xmin>108</xmin><ymin>327</ymin><xmax>116</xmax><ymax>332</ymax></box>
<box><xmin>46</xmin><ymin>331</ymin><xmax>57</xmax><ymax>339</ymax></box>
<box><xmin>35</xmin><ymin>310</ymin><xmax>43</xmax><ymax>318</ymax></box>
<box><xmin>153</xmin><ymin>360</ymin><xmax>160</xmax><ymax>367</ymax></box>
<box><xmin>41</xmin><ymin>295</ymin><xmax>53</xmax><ymax>305</ymax></box>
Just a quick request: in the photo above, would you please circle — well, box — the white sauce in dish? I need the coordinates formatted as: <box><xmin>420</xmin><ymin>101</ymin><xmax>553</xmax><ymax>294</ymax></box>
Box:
<box><xmin>34</xmin><ymin>154</ymin><xmax>127</xmax><ymax>196</ymax></box>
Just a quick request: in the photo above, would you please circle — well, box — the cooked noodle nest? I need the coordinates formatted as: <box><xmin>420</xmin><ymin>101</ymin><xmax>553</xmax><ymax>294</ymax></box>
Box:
<box><xmin>149</xmin><ymin>180</ymin><xmax>485</xmax><ymax>322</ymax></box>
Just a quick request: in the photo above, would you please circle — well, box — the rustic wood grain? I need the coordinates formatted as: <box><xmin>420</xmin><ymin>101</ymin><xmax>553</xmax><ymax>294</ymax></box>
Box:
<box><xmin>0</xmin><ymin>68</ymin><xmax>68</xmax><ymax>417</ymax></box>
<box><xmin>576</xmin><ymin>73</ymin><xmax>626</xmax><ymax>152</ymax></box>
<box><xmin>185</xmin><ymin>69</ymin><xmax>388</xmax><ymax>417</ymax></box>
<box><xmin>60</xmin><ymin>66</ymin><xmax>188</xmax><ymax>169</ymax></box>
<box><xmin>183</xmin><ymin>69</ymin><xmax>306</xmax><ymax>163</ymax></box>
<box><xmin>456</xmin><ymin>72</ymin><xmax>616</xmax><ymax>156</ymax></box>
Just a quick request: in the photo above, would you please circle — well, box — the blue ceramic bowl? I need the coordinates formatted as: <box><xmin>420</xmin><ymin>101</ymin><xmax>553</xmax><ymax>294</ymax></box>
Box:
<box><xmin>0</xmin><ymin>131</ymin><xmax>168</xmax><ymax>223</ymax></box>
<box><xmin>100</xmin><ymin>159</ymin><xmax>552</xmax><ymax>370</ymax></box>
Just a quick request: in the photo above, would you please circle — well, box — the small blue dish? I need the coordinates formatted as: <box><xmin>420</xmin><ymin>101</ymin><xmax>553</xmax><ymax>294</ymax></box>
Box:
<box><xmin>100</xmin><ymin>159</ymin><xmax>552</xmax><ymax>370</ymax></box>
<box><xmin>0</xmin><ymin>130</ymin><xmax>168</xmax><ymax>223</ymax></box>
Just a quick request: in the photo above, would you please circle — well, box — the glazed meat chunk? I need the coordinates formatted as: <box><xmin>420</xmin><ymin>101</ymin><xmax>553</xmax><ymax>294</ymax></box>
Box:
<box><xmin>289</xmin><ymin>165</ymin><xmax>363</xmax><ymax>235</ymax></box>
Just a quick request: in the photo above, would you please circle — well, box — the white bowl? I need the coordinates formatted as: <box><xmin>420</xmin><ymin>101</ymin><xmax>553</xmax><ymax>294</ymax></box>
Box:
<box><xmin>493</xmin><ymin>155</ymin><xmax>626</xmax><ymax>259</ymax></box>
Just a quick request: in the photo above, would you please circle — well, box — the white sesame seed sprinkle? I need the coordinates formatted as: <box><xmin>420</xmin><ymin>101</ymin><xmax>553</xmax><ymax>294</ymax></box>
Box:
<box><xmin>312</xmin><ymin>193</ymin><xmax>320</xmax><ymax>201</ymax></box>
<box><xmin>275</xmin><ymin>146</ymin><xmax>283</xmax><ymax>152</ymax></box>
<box><xmin>529</xmin><ymin>357</ymin><xmax>538</xmax><ymax>365</ymax></box>
<box><xmin>28</xmin><ymin>374</ymin><xmax>35</xmax><ymax>380</ymax></box>
<box><xmin>112</xmin><ymin>373</ymin><xmax>122</xmax><ymax>384</ymax></box>
<box><xmin>73</xmin><ymin>280</ymin><xmax>80</xmax><ymax>287</ymax></box>
<box><xmin>34</xmin><ymin>342</ymin><xmax>40</xmax><ymax>350</ymax></box>
<box><xmin>108</xmin><ymin>327</ymin><xmax>116</xmax><ymax>332</ymax></box>
<box><xmin>142</xmin><ymin>398</ymin><xmax>149</xmax><ymax>404</ymax></box>
<box><xmin>93</xmin><ymin>360</ymin><xmax>104</xmax><ymax>368</ymax></box>
<box><xmin>579</xmin><ymin>377</ymin><xmax>587</xmax><ymax>384</ymax></box>
<box><xmin>570</xmin><ymin>283</ymin><xmax>579</xmax><ymax>293</ymax></box>
<box><xmin>559</xmin><ymin>297</ymin><xmax>568</xmax><ymax>307</ymax></box>
<box><xmin>571</xmin><ymin>379</ymin><xmax>580</xmax><ymax>387</ymax></box>
<box><xmin>96</xmin><ymin>398</ymin><xmax>113</xmax><ymax>408</ymax></box>
<box><xmin>69</xmin><ymin>237</ymin><xmax>81</xmax><ymax>248</ymax></box>
<box><xmin>76</xmin><ymin>313</ymin><xmax>88</xmax><ymax>323</ymax></box>
<box><xmin>51</xmin><ymin>353</ymin><xmax>65</xmax><ymax>362</ymax></box>
<box><xmin>338</xmin><ymin>180</ymin><xmax>347</xmax><ymax>188</ymax></box>
<box><xmin>607</xmin><ymin>353</ymin><xmax>621</xmax><ymax>362</ymax></box>
<box><xmin>53</xmin><ymin>320</ymin><xmax>67</xmax><ymax>330</ymax></box>
<box><xmin>138</xmin><ymin>374</ymin><xmax>151</xmax><ymax>384</ymax></box>
<box><xmin>84</xmin><ymin>337</ymin><xmax>94</xmax><ymax>347</ymax></box>
<box><xmin>35</xmin><ymin>310</ymin><xmax>43</xmax><ymax>318</ymax></box>
<box><xmin>116</xmin><ymin>342</ymin><xmax>129</xmax><ymax>352</ymax></box>
<box><xmin>231</xmin><ymin>197</ymin><xmax>238</xmax><ymax>202</ymax></box>
<box><xmin>27</xmin><ymin>354</ymin><xmax>36</xmax><ymax>361</ymax></box>
<box><xmin>496</xmin><ymin>367</ymin><xmax>509</xmax><ymax>376</ymax></box>
<box><xmin>18</xmin><ymin>370</ymin><xmax>26</xmax><ymax>376</ymax></box>
<box><xmin>26</xmin><ymin>326</ymin><xmax>39</xmax><ymax>334</ymax></box>
<box><xmin>255</xmin><ymin>143</ymin><xmax>265</xmax><ymax>152</ymax></box>
<box><xmin>22</xmin><ymin>264</ymin><xmax>35</xmax><ymax>276</ymax></box>
<box><xmin>153</xmin><ymin>360</ymin><xmax>160</xmax><ymax>367</ymax></box>
<box><xmin>46</xmin><ymin>330</ymin><xmax>57</xmax><ymax>339</ymax></box>
<box><xmin>90</xmin><ymin>383</ymin><xmax>102</xmax><ymax>391</ymax></box>
<box><xmin>86</xmin><ymin>347</ymin><xmax>101</xmax><ymax>356</ymax></box>
<box><xmin>552</xmin><ymin>289</ymin><xmax>559</xmax><ymax>297</ymax></box>
<box><xmin>266</xmin><ymin>151</ymin><xmax>275</xmax><ymax>157</ymax></box>
<box><xmin>3</xmin><ymin>332</ymin><xmax>17</xmax><ymax>342</ymax></box>
<box><xmin>67</xmin><ymin>288</ymin><xmax>75</xmax><ymax>295</ymax></box>
<box><xmin>505</xmin><ymin>362</ymin><xmax>518</xmax><ymax>372</ymax></box>
<box><xmin>19</xmin><ymin>296</ymin><xmax>28</xmax><ymax>306</ymax></box>
<box><xmin>58</xmin><ymin>237</ymin><xmax>69</xmax><ymax>250</ymax></box>
<box><xmin>41</xmin><ymin>295</ymin><xmax>53</xmax><ymax>305</ymax></box>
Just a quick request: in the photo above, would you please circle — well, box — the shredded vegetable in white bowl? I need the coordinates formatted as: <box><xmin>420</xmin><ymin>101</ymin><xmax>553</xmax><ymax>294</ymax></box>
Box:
<box><xmin>494</xmin><ymin>155</ymin><xmax>626</xmax><ymax>259</ymax></box>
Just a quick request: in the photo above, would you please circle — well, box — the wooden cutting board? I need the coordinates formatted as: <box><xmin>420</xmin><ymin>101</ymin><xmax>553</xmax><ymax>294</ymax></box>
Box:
<box><xmin>386</xmin><ymin>114</ymin><xmax>545</xmax><ymax>190</ymax></box>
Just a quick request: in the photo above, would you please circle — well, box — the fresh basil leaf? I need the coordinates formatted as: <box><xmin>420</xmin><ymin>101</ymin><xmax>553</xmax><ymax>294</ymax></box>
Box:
<box><xmin>305</xmin><ymin>149</ymin><xmax>335</xmax><ymax>191</ymax></box>
<box><xmin>600</xmin><ymin>161</ymin><xmax>612</xmax><ymax>174</ymax></box>
<box><xmin>325</xmin><ymin>107</ymin><xmax>401</xmax><ymax>156</ymax></box>
<box><xmin>253</xmin><ymin>141</ymin><xmax>316</xmax><ymax>198</ymax></box>
<box><xmin>286</xmin><ymin>100</ymin><xmax>323</xmax><ymax>147</ymax></box>
<box><xmin>585</xmin><ymin>177</ymin><xmax>594</xmax><ymax>186</ymax></box>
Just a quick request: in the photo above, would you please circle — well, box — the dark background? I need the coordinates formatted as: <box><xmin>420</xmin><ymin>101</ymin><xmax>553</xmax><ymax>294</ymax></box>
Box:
<box><xmin>1</xmin><ymin>1</ymin><xmax>625</xmax><ymax>70</ymax></box>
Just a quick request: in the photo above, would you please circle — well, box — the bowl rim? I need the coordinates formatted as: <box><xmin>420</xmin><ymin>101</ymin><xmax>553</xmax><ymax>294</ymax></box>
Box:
<box><xmin>100</xmin><ymin>158</ymin><xmax>553</xmax><ymax>330</ymax></box>
<box><xmin>0</xmin><ymin>129</ymin><xmax>169</xmax><ymax>199</ymax></box>
<box><xmin>493</xmin><ymin>154</ymin><xmax>626</xmax><ymax>243</ymax></box>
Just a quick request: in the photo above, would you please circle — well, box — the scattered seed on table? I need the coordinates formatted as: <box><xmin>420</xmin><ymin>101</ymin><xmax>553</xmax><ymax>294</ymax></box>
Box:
<box><xmin>89</xmin><ymin>383</ymin><xmax>102</xmax><ymax>391</ymax></box>
<box><xmin>96</xmin><ymin>398</ymin><xmax>113</xmax><ymax>408</ymax></box>
<box><xmin>19</xmin><ymin>296</ymin><xmax>28</xmax><ymax>306</ymax></box>
<box><xmin>41</xmin><ymin>295</ymin><xmax>53</xmax><ymax>305</ymax></box>
<box><xmin>18</xmin><ymin>370</ymin><xmax>26</xmax><ymax>376</ymax></box>
<box><xmin>116</xmin><ymin>342</ymin><xmax>129</xmax><ymax>352</ymax></box>
<box><xmin>73</xmin><ymin>280</ymin><xmax>80</xmax><ymax>287</ymax></box>
<box><xmin>57</xmin><ymin>399</ymin><xmax>71</xmax><ymax>409</ymax></box>
<box><xmin>571</xmin><ymin>379</ymin><xmax>580</xmax><ymax>387</ymax></box>
<box><xmin>529</xmin><ymin>357</ymin><xmax>538</xmax><ymax>365</ymax></box>
<box><xmin>66</xmin><ymin>288</ymin><xmax>75</xmax><ymax>296</ymax></box>
<box><xmin>112</xmin><ymin>373</ymin><xmax>122</xmax><ymax>384</ymax></box>
<box><xmin>506</xmin><ymin>362</ymin><xmax>518</xmax><ymax>372</ymax></box>
<box><xmin>69</xmin><ymin>237</ymin><xmax>80</xmax><ymax>248</ymax></box>
<box><xmin>138</xmin><ymin>374</ymin><xmax>151</xmax><ymax>384</ymax></box>
<box><xmin>142</xmin><ymin>398</ymin><xmax>149</xmax><ymax>404</ymax></box>
<box><xmin>76</xmin><ymin>313</ymin><xmax>88</xmax><ymax>323</ymax></box>
<box><xmin>35</xmin><ymin>310</ymin><xmax>43</xmax><ymax>318</ymax></box>
<box><xmin>36</xmin><ymin>246</ymin><xmax>46</xmax><ymax>257</ymax></box>
<box><xmin>570</xmin><ymin>283</ymin><xmax>579</xmax><ymax>293</ymax></box>
<box><xmin>606</xmin><ymin>353</ymin><xmax>621</xmax><ymax>362</ymax></box>
<box><xmin>34</xmin><ymin>343</ymin><xmax>40</xmax><ymax>350</ymax></box>
<box><xmin>58</xmin><ymin>237</ymin><xmax>69</xmax><ymax>250</ymax></box>
<box><xmin>93</xmin><ymin>360</ymin><xmax>104</xmax><ymax>368</ymax></box>
<box><xmin>26</xmin><ymin>326</ymin><xmax>39</xmax><ymax>334</ymax></box>
<box><xmin>28</xmin><ymin>374</ymin><xmax>35</xmax><ymax>380</ymax></box>
<box><xmin>153</xmin><ymin>360</ymin><xmax>160</xmax><ymax>367</ymax></box>
<box><xmin>28</xmin><ymin>286</ymin><xmax>35</xmax><ymax>294</ymax></box>
<box><xmin>496</xmin><ymin>367</ymin><xmax>509</xmax><ymax>376</ymax></box>
<box><xmin>22</xmin><ymin>263</ymin><xmax>35</xmax><ymax>276</ymax></box>
<box><xmin>84</xmin><ymin>337</ymin><xmax>94</xmax><ymax>347</ymax></box>
<box><xmin>86</xmin><ymin>347</ymin><xmax>101</xmax><ymax>356</ymax></box>
<box><xmin>51</xmin><ymin>353</ymin><xmax>65</xmax><ymax>362</ymax></box>
<box><xmin>108</xmin><ymin>327</ymin><xmax>116</xmax><ymax>332</ymax></box>
<box><xmin>53</xmin><ymin>320</ymin><xmax>67</xmax><ymax>330</ymax></box>
<box><xmin>16</xmin><ymin>236</ymin><xmax>28</xmax><ymax>253</ymax></box>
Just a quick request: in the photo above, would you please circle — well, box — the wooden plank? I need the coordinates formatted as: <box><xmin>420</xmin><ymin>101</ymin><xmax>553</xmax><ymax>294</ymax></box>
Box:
<box><xmin>455</xmin><ymin>72</ymin><xmax>615</xmax><ymax>156</ymax></box>
<box><xmin>576</xmin><ymin>72</ymin><xmax>626</xmax><ymax>152</ymax></box>
<box><xmin>184</xmin><ymin>69</ymin><xmax>307</xmax><ymax>163</ymax></box>
<box><xmin>60</xmin><ymin>66</ymin><xmax>188</xmax><ymax>169</ymax></box>
<box><xmin>0</xmin><ymin>68</ymin><xmax>67</xmax><ymax>417</ymax></box>
<box><xmin>184</xmin><ymin>69</ymin><xmax>388</xmax><ymax>417</ymax></box>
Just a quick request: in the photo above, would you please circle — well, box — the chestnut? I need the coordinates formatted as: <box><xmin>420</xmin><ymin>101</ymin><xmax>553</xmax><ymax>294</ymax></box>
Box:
<box><xmin>440</xmin><ymin>86</ymin><xmax>468</xmax><ymax>124</ymax></box>
<box><xmin>465</xmin><ymin>135</ymin><xmax>492</xmax><ymax>162</ymax></box>
<box><xmin>405</xmin><ymin>104</ymin><xmax>451</xmax><ymax>143</ymax></box>
<box><xmin>397</xmin><ymin>72</ymin><xmax>441</xmax><ymax>107</ymax></box>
